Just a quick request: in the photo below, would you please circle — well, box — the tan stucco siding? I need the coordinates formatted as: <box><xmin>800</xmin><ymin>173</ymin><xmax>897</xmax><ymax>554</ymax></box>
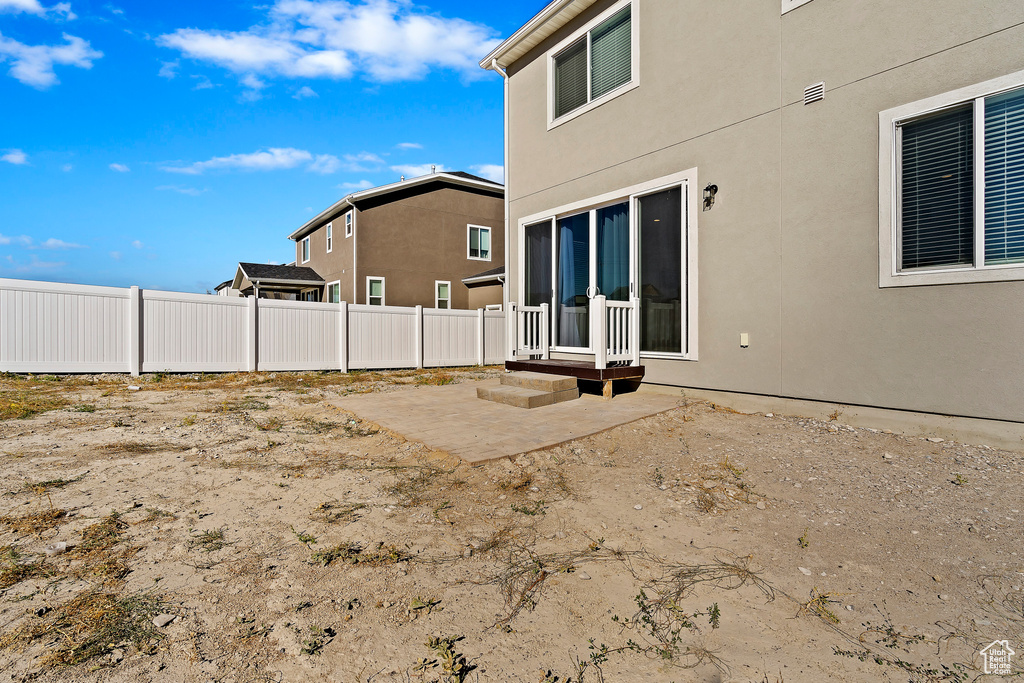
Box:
<box><xmin>294</xmin><ymin>210</ymin><xmax>356</xmax><ymax>301</ymax></box>
<box><xmin>503</xmin><ymin>0</ymin><xmax>1024</xmax><ymax>422</ymax></box>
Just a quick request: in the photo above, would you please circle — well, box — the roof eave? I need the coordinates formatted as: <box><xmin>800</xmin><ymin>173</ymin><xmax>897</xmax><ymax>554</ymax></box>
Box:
<box><xmin>479</xmin><ymin>0</ymin><xmax>596</xmax><ymax>71</ymax></box>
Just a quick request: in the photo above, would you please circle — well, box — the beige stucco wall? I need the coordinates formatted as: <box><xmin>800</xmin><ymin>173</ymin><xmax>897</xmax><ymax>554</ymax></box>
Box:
<box><xmin>503</xmin><ymin>0</ymin><xmax>1024</xmax><ymax>423</ymax></box>
<box><xmin>294</xmin><ymin>209</ymin><xmax>356</xmax><ymax>302</ymax></box>
<box><xmin>467</xmin><ymin>283</ymin><xmax>503</xmax><ymax>310</ymax></box>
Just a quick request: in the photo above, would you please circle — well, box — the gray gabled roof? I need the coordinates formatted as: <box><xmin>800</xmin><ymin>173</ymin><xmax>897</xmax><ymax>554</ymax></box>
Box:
<box><xmin>288</xmin><ymin>171</ymin><xmax>504</xmax><ymax>241</ymax></box>
<box><xmin>237</xmin><ymin>262</ymin><xmax>324</xmax><ymax>286</ymax></box>
<box><xmin>462</xmin><ymin>265</ymin><xmax>505</xmax><ymax>285</ymax></box>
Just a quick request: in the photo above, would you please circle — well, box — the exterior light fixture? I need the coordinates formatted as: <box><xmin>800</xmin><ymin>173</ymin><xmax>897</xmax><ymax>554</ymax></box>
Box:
<box><xmin>703</xmin><ymin>184</ymin><xmax>718</xmax><ymax>212</ymax></box>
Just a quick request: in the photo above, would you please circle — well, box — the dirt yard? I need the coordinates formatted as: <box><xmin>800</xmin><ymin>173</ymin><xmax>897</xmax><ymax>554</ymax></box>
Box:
<box><xmin>0</xmin><ymin>369</ymin><xmax>1020</xmax><ymax>682</ymax></box>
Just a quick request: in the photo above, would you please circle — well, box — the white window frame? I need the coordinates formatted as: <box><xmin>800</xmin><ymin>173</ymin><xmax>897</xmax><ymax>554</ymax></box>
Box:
<box><xmin>345</xmin><ymin>211</ymin><xmax>353</xmax><ymax>238</ymax></box>
<box><xmin>781</xmin><ymin>0</ymin><xmax>813</xmax><ymax>14</ymax></box>
<box><xmin>467</xmin><ymin>224</ymin><xmax>492</xmax><ymax>261</ymax></box>
<box><xmin>547</xmin><ymin>0</ymin><xmax>640</xmax><ymax>131</ymax></box>
<box><xmin>517</xmin><ymin>167</ymin><xmax>699</xmax><ymax>360</ymax></box>
<box><xmin>326</xmin><ymin>280</ymin><xmax>341</xmax><ymax>303</ymax></box>
<box><xmin>879</xmin><ymin>68</ymin><xmax>1024</xmax><ymax>287</ymax></box>
<box><xmin>435</xmin><ymin>280</ymin><xmax>451</xmax><ymax>309</ymax></box>
<box><xmin>326</xmin><ymin>222</ymin><xmax>333</xmax><ymax>253</ymax></box>
<box><xmin>300</xmin><ymin>236</ymin><xmax>310</xmax><ymax>264</ymax></box>
<box><xmin>366</xmin><ymin>276</ymin><xmax>385</xmax><ymax>306</ymax></box>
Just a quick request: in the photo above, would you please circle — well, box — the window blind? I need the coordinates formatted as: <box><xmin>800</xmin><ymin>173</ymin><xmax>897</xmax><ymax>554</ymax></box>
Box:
<box><xmin>985</xmin><ymin>88</ymin><xmax>1024</xmax><ymax>265</ymax></box>
<box><xmin>900</xmin><ymin>104</ymin><xmax>974</xmax><ymax>270</ymax></box>
<box><xmin>590</xmin><ymin>6</ymin><xmax>631</xmax><ymax>100</ymax></box>
<box><xmin>554</xmin><ymin>38</ymin><xmax>587</xmax><ymax>118</ymax></box>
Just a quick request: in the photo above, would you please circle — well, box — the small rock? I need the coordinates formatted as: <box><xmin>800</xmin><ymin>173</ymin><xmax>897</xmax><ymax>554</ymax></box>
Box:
<box><xmin>798</xmin><ymin>567</ymin><xmax>812</xmax><ymax>576</ymax></box>
<box><xmin>765</xmin><ymin>413</ymin><xmax>774</xmax><ymax>418</ymax></box>
<box><xmin>44</xmin><ymin>542</ymin><xmax>67</xmax><ymax>557</ymax></box>
<box><xmin>939</xmin><ymin>594</ymin><xmax>950</xmax><ymax>601</ymax></box>
<box><xmin>127</xmin><ymin>385</ymin><xmax>140</xmax><ymax>391</ymax></box>
<box><xmin>793</xmin><ymin>483</ymin><xmax>802</xmax><ymax>488</ymax></box>
<box><xmin>845</xmin><ymin>605</ymin><xmax>854</xmax><ymax>611</ymax></box>
<box><xmin>932</xmin><ymin>575</ymin><xmax>941</xmax><ymax>583</ymax></box>
<box><xmin>633</xmin><ymin>504</ymin><xmax>643</xmax><ymax>510</ymax></box>
<box><xmin>529</xmin><ymin>486</ymin><xmax>540</xmax><ymax>492</ymax></box>
<box><xmin>110</xmin><ymin>648</ymin><xmax>124</xmax><ymax>663</ymax></box>
<box><xmin>577</xmin><ymin>571</ymin><xmax>591</xmax><ymax>580</ymax></box>
<box><xmin>927</xmin><ymin>437</ymin><xmax>944</xmax><ymax>443</ymax></box>
<box><xmin>882</xmin><ymin>453</ymin><xmax>894</xmax><ymax>460</ymax></box>
<box><xmin>756</xmin><ymin>501</ymin><xmax>767</xmax><ymax>510</ymax></box>
<box><xmin>658</xmin><ymin>485</ymin><xmax>667</xmax><ymax>491</ymax></box>
<box><xmin>153</xmin><ymin>614</ymin><xmax>176</xmax><ymax>628</ymax></box>
<box><xmin>554</xmin><ymin>530</ymin><xmax>566</xmax><ymax>539</ymax></box>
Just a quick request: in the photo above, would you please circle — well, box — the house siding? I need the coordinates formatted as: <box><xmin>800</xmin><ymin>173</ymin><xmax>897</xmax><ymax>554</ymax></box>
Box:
<box><xmin>503</xmin><ymin>0</ymin><xmax>1024</xmax><ymax>423</ymax></box>
<box><xmin>295</xmin><ymin>210</ymin><xmax>356</xmax><ymax>302</ymax></box>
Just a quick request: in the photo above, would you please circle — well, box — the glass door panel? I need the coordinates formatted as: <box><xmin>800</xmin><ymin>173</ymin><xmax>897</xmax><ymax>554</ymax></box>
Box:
<box><xmin>638</xmin><ymin>187</ymin><xmax>683</xmax><ymax>353</ymax></box>
<box><xmin>596</xmin><ymin>202</ymin><xmax>630</xmax><ymax>301</ymax></box>
<box><xmin>524</xmin><ymin>221</ymin><xmax>552</xmax><ymax>307</ymax></box>
<box><xmin>556</xmin><ymin>213</ymin><xmax>590</xmax><ymax>347</ymax></box>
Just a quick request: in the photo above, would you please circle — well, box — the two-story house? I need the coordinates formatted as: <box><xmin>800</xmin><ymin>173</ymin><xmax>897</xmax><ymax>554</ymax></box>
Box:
<box><xmin>287</xmin><ymin>170</ymin><xmax>505</xmax><ymax>309</ymax></box>
<box><xmin>482</xmin><ymin>0</ymin><xmax>1024</xmax><ymax>431</ymax></box>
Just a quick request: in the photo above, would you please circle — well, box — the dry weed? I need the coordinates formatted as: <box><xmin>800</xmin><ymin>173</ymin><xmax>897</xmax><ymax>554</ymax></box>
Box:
<box><xmin>0</xmin><ymin>508</ymin><xmax>67</xmax><ymax>535</ymax></box>
<box><xmin>0</xmin><ymin>391</ymin><xmax>68</xmax><ymax>420</ymax></box>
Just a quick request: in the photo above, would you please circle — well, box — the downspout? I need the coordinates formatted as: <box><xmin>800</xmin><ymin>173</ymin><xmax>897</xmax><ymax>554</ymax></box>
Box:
<box><xmin>489</xmin><ymin>58</ymin><xmax>510</xmax><ymax>320</ymax></box>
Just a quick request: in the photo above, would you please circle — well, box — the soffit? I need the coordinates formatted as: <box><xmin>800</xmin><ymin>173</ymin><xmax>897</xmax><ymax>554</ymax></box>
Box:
<box><xmin>480</xmin><ymin>0</ymin><xmax>598</xmax><ymax>70</ymax></box>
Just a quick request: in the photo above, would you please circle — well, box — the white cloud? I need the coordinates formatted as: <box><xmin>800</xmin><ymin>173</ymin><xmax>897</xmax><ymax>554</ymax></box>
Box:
<box><xmin>341</xmin><ymin>151</ymin><xmax>384</xmax><ymax>172</ymax></box>
<box><xmin>2</xmin><ymin>254</ymin><xmax>66</xmax><ymax>272</ymax></box>
<box><xmin>61</xmin><ymin>163</ymin><xmax>72</xmax><ymax>171</ymax></box>
<box><xmin>471</xmin><ymin>163</ymin><xmax>503</xmax><ymax>184</ymax></box>
<box><xmin>33</xmin><ymin>237</ymin><xmax>84</xmax><ymax>249</ymax></box>
<box><xmin>109</xmin><ymin>162</ymin><xmax>129</xmax><ymax>172</ymax></box>
<box><xmin>308</xmin><ymin>153</ymin><xmax>341</xmax><ymax>174</ymax></box>
<box><xmin>293</xmin><ymin>85</ymin><xmax>317</xmax><ymax>99</ymax></box>
<box><xmin>105</xmin><ymin>4</ymin><xmax>123</xmax><ymax>16</ymax></box>
<box><xmin>161</xmin><ymin>147</ymin><xmax>317</xmax><ymax>175</ymax></box>
<box><xmin>395</xmin><ymin>142</ymin><xmax>421</xmax><ymax>150</ymax></box>
<box><xmin>156</xmin><ymin>184</ymin><xmax>207</xmax><ymax>196</ymax></box>
<box><xmin>339</xmin><ymin>179</ymin><xmax>372</xmax><ymax>191</ymax></box>
<box><xmin>109</xmin><ymin>250</ymin><xmax>121</xmax><ymax>260</ymax></box>
<box><xmin>158</xmin><ymin>0</ymin><xmax>499</xmax><ymax>89</ymax></box>
<box><xmin>391</xmin><ymin>163</ymin><xmax>444</xmax><ymax>178</ymax></box>
<box><xmin>2</xmin><ymin>149</ymin><xmax>28</xmax><ymax>165</ymax></box>
<box><xmin>0</xmin><ymin>32</ymin><xmax>101</xmax><ymax>88</ymax></box>
<box><xmin>158</xmin><ymin>59</ymin><xmax>178</xmax><ymax>79</ymax></box>
<box><xmin>191</xmin><ymin>74</ymin><xmax>214</xmax><ymax>90</ymax></box>
<box><xmin>0</xmin><ymin>233</ymin><xmax>33</xmax><ymax>246</ymax></box>
<box><xmin>131</xmin><ymin>240</ymin><xmax>143</xmax><ymax>248</ymax></box>
<box><xmin>0</xmin><ymin>0</ymin><xmax>73</xmax><ymax>19</ymax></box>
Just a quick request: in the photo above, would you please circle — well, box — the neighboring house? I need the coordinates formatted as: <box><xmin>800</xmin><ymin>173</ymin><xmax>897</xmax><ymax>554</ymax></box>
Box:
<box><xmin>288</xmin><ymin>170</ymin><xmax>504</xmax><ymax>309</ymax></box>
<box><xmin>481</xmin><ymin>0</ymin><xmax>1024</xmax><ymax>426</ymax></box>
<box><xmin>462</xmin><ymin>266</ymin><xmax>505</xmax><ymax>311</ymax></box>
<box><xmin>214</xmin><ymin>280</ymin><xmax>241</xmax><ymax>297</ymax></box>
<box><xmin>230</xmin><ymin>262</ymin><xmax>325</xmax><ymax>300</ymax></box>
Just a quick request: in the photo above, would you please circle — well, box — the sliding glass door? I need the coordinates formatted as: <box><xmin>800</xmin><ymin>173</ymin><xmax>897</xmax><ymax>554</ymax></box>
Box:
<box><xmin>556</xmin><ymin>213</ymin><xmax>591</xmax><ymax>347</ymax></box>
<box><xmin>637</xmin><ymin>187</ymin><xmax>684</xmax><ymax>354</ymax></box>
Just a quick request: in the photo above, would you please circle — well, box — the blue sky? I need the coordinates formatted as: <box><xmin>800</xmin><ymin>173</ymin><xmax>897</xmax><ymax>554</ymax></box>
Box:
<box><xmin>0</xmin><ymin>0</ymin><xmax>538</xmax><ymax>292</ymax></box>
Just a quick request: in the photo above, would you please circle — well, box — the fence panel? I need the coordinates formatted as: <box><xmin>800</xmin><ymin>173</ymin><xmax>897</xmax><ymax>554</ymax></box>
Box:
<box><xmin>348</xmin><ymin>304</ymin><xmax>418</xmax><ymax>370</ymax></box>
<box><xmin>258</xmin><ymin>299</ymin><xmax>339</xmax><ymax>371</ymax></box>
<box><xmin>141</xmin><ymin>290</ymin><xmax>248</xmax><ymax>372</ymax></box>
<box><xmin>484</xmin><ymin>310</ymin><xmax>505</xmax><ymax>365</ymax></box>
<box><xmin>423</xmin><ymin>308</ymin><xmax>477</xmax><ymax>367</ymax></box>
<box><xmin>0</xmin><ymin>278</ymin><xmax>130</xmax><ymax>373</ymax></box>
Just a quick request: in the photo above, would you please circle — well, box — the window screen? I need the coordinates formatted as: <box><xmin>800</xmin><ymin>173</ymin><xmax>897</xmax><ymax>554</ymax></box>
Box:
<box><xmin>590</xmin><ymin>6</ymin><xmax>631</xmax><ymax>100</ymax></box>
<box><xmin>554</xmin><ymin>38</ymin><xmax>587</xmax><ymax>118</ymax></box>
<box><xmin>899</xmin><ymin>104</ymin><xmax>974</xmax><ymax>270</ymax></box>
<box><xmin>985</xmin><ymin>88</ymin><xmax>1024</xmax><ymax>265</ymax></box>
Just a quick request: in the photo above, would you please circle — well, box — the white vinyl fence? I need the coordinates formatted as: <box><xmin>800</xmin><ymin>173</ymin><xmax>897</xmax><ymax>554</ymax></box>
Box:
<box><xmin>0</xmin><ymin>278</ymin><xmax>505</xmax><ymax>376</ymax></box>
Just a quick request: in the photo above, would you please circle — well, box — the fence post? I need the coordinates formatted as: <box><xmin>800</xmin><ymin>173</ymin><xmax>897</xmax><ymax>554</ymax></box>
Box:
<box><xmin>129</xmin><ymin>286</ymin><xmax>140</xmax><ymax>376</ymax></box>
<box><xmin>593</xmin><ymin>295</ymin><xmax>608</xmax><ymax>370</ymax></box>
<box><xmin>507</xmin><ymin>302</ymin><xmax>517</xmax><ymax>362</ymax></box>
<box><xmin>339</xmin><ymin>300</ymin><xmax>349</xmax><ymax>373</ymax></box>
<box><xmin>477</xmin><ymin>308</ymin><xmax>485</xmax><ymax>366</ymax></box>
<box><xmin>414</xmin><ymin>305</ymin><xmax>424</xmax><ymax>369</ymax></box>
<box><xmin>247</xmin><ymin>296</ymin><xmax>258</xmax><ymax>372</ymax></box>
<box><xmin>539</xmin><ymin>303</ymin><xmax>550</xmax><ymax>360</ymax></box>
<box><xmin>630</xmin><ymin>296</ymin><xmax>641</xmax><ymax>366</ymax></box>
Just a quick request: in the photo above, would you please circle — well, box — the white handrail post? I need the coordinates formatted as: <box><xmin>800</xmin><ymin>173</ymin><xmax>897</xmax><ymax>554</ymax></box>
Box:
<box><xmin>507</xmin><ymin>302</ymin><xmax>517</xmax><ymax>362</ymax></box>
<box><xmin>593</xmin><ymin>295</ymin><xmax>608</xmax><ymax>370</ymax></box>
<box><xmin>129</xmin><ymin>285</ymin><xmax>141</xmax><ymax>376</ymax></box>
<box><xmin>539</xmin><ymin>303</ymin><xmax>550</xmax><ymax>360</ymax></box>
<box><xmin>339</xmin><ymin>300</ymin><xmax>349</xmax><ymax>373</ymax></box>
<box><xmin>630</xmin><ymin>296</ymin><xmax>641</xmax><ymax>366</ymax></box>
<box><xmin>414</xmin><ymin>305</ymin><xmax>424</xmax><ymax>369</ymax></box>
<box><xmin>247</xmin><ymin>295</ymin><xmax>258</xmax><ymax>372</ymax></box>
<box><xmin>477</xmin><ymin>308</ymin><xmax>485</xmax><ymax>366</ymax></box>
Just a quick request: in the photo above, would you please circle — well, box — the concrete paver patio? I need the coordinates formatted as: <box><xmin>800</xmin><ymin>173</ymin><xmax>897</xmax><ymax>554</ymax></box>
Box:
<box><xmin>330</xmin><ymin>379</ymin><xmax>683</xmax><ymax>463</ymax></box>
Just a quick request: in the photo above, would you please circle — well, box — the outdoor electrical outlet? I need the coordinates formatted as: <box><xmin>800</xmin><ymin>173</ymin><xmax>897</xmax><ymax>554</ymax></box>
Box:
<box><xmin>740</xmin><ymin>333</ymin><xmax>749</xmax><ymax>348</ymax></box>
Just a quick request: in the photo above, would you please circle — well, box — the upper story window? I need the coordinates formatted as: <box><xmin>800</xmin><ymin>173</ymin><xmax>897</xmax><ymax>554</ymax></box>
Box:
<box><xmin>879</xmin><ymin>69</ymin><xmax>1024</xmax><ymax>287</ymax></box>
<box><xmin>326</xmin><ymin>223</ymin><xmax>333</xmax><ymax>253</ymax></box>
<box><xmin>345</xmin><ymin>212</ymin><xmax>353</xmax><ymax>238</ymax></box>
<box><xmin>468</xmin><ymin>225</ymin><xmax>491</xmax><ymax>261</ymax></box>
<box><xmin>301</xmin><ymin>236</ymin><xmax>310</xmax><ymax>263</ymax></box>
<box><xmin>549</xmin><ymin>1</ymin><xmax>637</xmax><ymax>129</ymax></box>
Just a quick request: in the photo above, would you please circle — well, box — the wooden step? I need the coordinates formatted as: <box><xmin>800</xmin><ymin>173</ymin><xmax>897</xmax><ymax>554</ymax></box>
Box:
<box><xmin>477</xmin><ymin>385</ymin><xmax>579</xmax><ymax>409</ymax></box>
<box><xmin>500</xmin><ymin>371</ymin><xmax>577</xmax><ymax>393</ymax></box>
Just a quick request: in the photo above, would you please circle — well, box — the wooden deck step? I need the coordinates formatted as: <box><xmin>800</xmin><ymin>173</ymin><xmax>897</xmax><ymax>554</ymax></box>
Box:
<box><xmin>500</xmin><ymin>371</ymin><xmax>577</xmax><ymax>393</ymax></box>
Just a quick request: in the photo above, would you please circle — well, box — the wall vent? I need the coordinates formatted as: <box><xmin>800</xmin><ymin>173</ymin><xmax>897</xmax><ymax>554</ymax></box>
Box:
<box><xmin>804</xmin><ymin>81</ymin><xmax>825</xmax><ymax>105</ymax></box>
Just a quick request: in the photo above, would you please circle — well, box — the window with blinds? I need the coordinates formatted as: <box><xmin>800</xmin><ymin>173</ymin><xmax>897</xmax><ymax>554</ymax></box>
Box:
<box><xmin>895</xmin><ymin>83</ymin><xmax>1024</xmax><ymax>274</ymax></box>
<box><xmin>552</xmin><ymin>3</ymin><xmax>632</xmax><ymax>121</ymax></box>
<box><xmin>899</xmin><ymin>105</ymin><xmax>974</xmax><ymax>270</ymax></box>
